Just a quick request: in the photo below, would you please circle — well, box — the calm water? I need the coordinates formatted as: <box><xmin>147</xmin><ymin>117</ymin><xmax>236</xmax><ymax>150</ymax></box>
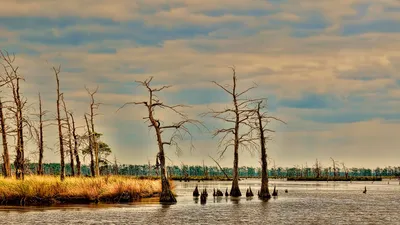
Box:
<box><xmin>0</xmin><ymin>179</ymin><xmax>399</xmax><ymax>224</ymax></box>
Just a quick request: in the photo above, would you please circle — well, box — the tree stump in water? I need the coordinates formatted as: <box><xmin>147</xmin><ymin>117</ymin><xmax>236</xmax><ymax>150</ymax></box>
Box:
<box><xmin>216</xmin><ymin>189</ymin><xmax>224</xmax><ymax>196</ymax></box>
<box><xmin>225</xmin><ymin>188</ymin><xmax>229</xmax><ymax>197</ymax></box>
<box><xmin>200</xmin><ymin>189</ymin><xmax>207</xmax><ymax>204</ymax></box>
<box><xmin>272</xmin><ymin>186</ymin><xmax>278</xmax><ymax>197</ymax></box>
<box><xmin>246</xmin><ymin>187</ymin><xmax>254</xmax><ymax>197</ymax></box>
<box><xmin>193</xmin><ymin>185</ymin><xmax>200</xmax><ymax>197</ymax></box>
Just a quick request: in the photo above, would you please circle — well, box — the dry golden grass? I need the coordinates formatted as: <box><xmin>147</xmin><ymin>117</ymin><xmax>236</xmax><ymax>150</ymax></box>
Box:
<box><xmin>0</xmin><ymin>175</ymin><xmax>163</xmax><ymax>204</ymax></box>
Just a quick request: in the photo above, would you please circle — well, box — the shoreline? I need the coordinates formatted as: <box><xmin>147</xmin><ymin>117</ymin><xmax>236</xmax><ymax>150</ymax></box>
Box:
<box><xmin>0</xmin><ymin>175</ymin><xmax>164</xmax><ymax>206</ymax></box>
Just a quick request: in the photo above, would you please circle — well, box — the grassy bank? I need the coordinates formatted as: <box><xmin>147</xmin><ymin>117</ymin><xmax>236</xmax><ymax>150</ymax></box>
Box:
<box><xmin>287</xmin><ymin>176</ymin><xmax>383</xmax><ymax>181</ymax></box>
<box><xmin>0</xmin><ymin>175</ymin><xmax>164</xmax><ymax>206</ymax></box>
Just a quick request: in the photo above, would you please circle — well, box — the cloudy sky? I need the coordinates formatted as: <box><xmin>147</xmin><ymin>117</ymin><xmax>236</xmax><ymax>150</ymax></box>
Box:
<box><xmin>1</xmin><ymin>0</ymin><xmax>400</xmax><ymax>169</ymax></box>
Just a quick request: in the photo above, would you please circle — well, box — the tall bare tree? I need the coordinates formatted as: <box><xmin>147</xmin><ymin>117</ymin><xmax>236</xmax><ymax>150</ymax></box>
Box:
<box><xmin>85</xmin><ymin>86</ymin><xmax>100</xmax><ymax>177</ymax></box>
<box><xmin>61</xmin><ymin>95</ymin><xmax>75</xmax><ymax>176</ymax></box>
<box><xmin>36</xmin><ymin>93</ymin><xmax>45</xmax><ymax>175</ymax></box>
<box><xmin>70</xmin><ymin>112</ymin><xmax>81</xmax><ymax>176</ymax></box>
<box><xmin>53</xmin><ymin>66</ymin><xmax>65</xmax><ymax>181</ymax></box>
<box><xmin>84</xmin><ymin>114</ymin><xmax>95</xmax><ymax>176</ymax></box>
<box><xmin>1</xmin><ymin>50</ymin><xmax>26</xmax><ymax>180</ymax></box>
<box><xmin>118</xmin><ymin>77</ymin><xmax>200</xmax><ymax>203</ymax></box>
<box><xmin>204</xmin><ymin>67</ymin><xmax>260</xmax><ymax>197</ymax></box>
<box><xmin>0</xmin><ymin>98</ymin><xmax>11</xmax><ymax>177</ymax></box>
<box><xmin>253</xmin><ymin>100</ymin><xmax>285</xmax><ymax>199</ymax></box>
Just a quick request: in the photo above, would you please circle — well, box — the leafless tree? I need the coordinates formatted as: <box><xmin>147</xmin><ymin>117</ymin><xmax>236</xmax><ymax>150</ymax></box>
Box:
<box><xmin>118</xmin><ymin>77</ymin><xmax>201</xmax><ymax>203</ymax></box>
<box><xmin>0</xmin><ymin>98</ymin><xmax>11</xmax><ymax>177</ymax></box>
<box><xmin>313</xmin><ymin>158</ymin><xmax>322</xmax><ymax>178</ymax></box>
<box><xmin>85</xmin><ymin>86</ymin><xmax>100</xmax><ymax>177</ymax></box>
<box><xmin>1</xmin><ymin>50</ymin><xmax>26</xmax><ymax>179</ymax></box>
<box><xmin>330</xmin><ymin>157</ymin><xmax>338</xmax><ymax>178</ymax></box>
<box><xmin>341</xmin><ymin>162</ymin><xmax>349</xmax><ymax>179</ymax></box>
<box><xmin>36</xmin><ymin>93</ymin><xmax>46</xmax><ymax>175</ymax></box>
<box><xmin>84</xmin><ymin>114</ymin><xmax>95</xmax><ymax>176</ymax></box>
<box><xmin>70</xmin><ymin>112</ymin><xmax>81</xmax><ymax>176</ymax></box>
<box><xmin>61</xmin><ymin>95</ymin><xmax>75</xmax><ymax>176</ymax></box>
<box><xmin>53</xmin><ymin>66</ymin><xmax>65</xmax><ymax>181</ymax></box>
<box><xmin>253</xmin><ymin>100</ymin><xmax>286</xmax><ymax>199</ymax></box>
<box><xmin>203</xmin><ymin>67</ymin><xmax>261</xmax><ymax>197</ymax></box>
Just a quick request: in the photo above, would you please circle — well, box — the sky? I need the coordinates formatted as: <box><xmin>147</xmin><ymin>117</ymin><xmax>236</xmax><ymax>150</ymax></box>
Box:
<box><xmin>1</xmin><ymin>0</ymin><xmax>400</xmax><ymax>169</ymax></box>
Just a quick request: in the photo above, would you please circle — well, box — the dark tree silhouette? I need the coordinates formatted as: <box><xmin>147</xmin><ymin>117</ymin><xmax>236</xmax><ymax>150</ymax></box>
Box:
<box><xmin>253</xmin><ymin>100</ymin><xmax>285</xmax><ymax>199</ymax></box>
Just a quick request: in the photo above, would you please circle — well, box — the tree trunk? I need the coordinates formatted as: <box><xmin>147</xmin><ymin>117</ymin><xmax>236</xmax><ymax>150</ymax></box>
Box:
<box><xmin>230</xmin><ymin>74</ymin><xmax>241</xmax><ymax>197</ymax></box>
<box><xmin>90</xmin><ymin>104</ymin><xmax>99</xmax><ymax>176</ymax></box>
<box><xmin>0</xmin><ymin>98</ymin><xmax>11</xmax><ymax>177</ymax></box>
<box><xmin>150</xmin><ymin>110</ymin><xmax>176</xmax><ymax>202</ymax></box>
<box><xmin>62</xmin><ymin>97</ymin><xmax>74</xmax><ymax>176</ymax></box>
<box><xmin>70</xmin><ymin>113</ymin><xmax>81</xmax><ymax>176</ymax></box>
<box><xmin>257</xmin><ymin>104</ymin><xmax>270</xmax><ymax>199</ymax></box>
<box><xmin>37</xmin><ymin>93</ymin><xmax>44</xmax><ymax>175</ymax></box>
<box><xmin>85</xmin><ymin>114</ymin><xmax>95</xmax><ymax>177</ymax></box>
<box><xmin>55</xmin><ymin>69</ymin><xmax>65</xmax><ymax>181</ymax></box>
<box><xmin>15</xmin><ymin>77</ymin><xmax>24</xmax><ymax>180</ymax></box>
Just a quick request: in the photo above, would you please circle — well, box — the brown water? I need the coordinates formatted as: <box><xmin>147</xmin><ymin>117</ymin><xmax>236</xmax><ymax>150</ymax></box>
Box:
<box><xmin>0</xmin><ymin>179</ymin><xmax>399</xmax><ymax>225</ymax></box>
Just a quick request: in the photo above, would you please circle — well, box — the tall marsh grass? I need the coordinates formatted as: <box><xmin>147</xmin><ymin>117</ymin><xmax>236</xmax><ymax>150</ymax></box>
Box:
<box><xmin>0</xmin><ymin>175</ymin><xmax>164</xmax><ymax>205</ymax></box>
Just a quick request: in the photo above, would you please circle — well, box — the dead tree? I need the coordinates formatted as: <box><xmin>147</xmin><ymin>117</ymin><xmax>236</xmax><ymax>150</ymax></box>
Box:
<box><xmin>70</xmin><ymin>112</ymin><xmax>81</xmax><ymax>176</ymax></box>
<box><xmin>0</xmin><ymin>98</ymin><xmax>11</xmax><ymax>177</ymax></box>
<box><xmin>118</xmin><ymin>77</ymin><xmax>201</xmax><ymax>203</ymax></box>
<box><xmin>253</xmin><ymin>100</ymin><xmax>286</xmax><ymax>199</ymax></box>
<box><xmin>53</xmin><ymin>66</ymin><xmax>65</xmax><ymax>181</ymax></box>
<box><xmin>1</xmin><ymin>50</ymin><xmax>26</xmax><ymax>179</ymax></box>
<box><xmin>203</xmin><ymin>66</ymin><xmax>260</xmax><ymax>197</ymax></box>
<box><xmin>341</xmin><ymin>162</ymin><xmax>349</xmax><ymax>179</ymax></box>
<box><xmin>330</xmin><ymin>157</ymin><xmax>338</xmax><ymax>178</ymax></box>
<box><xmin>85</xmin><ymin>86</ymin><xmax>100</xmax><ymax>177</ymax></box>
<box><xmin>313</xmin><ymin>159</ymin><xmax>322</xmax><ymax>178</ymax></box>
<box><xmin>36</xmin><ymin>93</ymin><xmax>45</xmax><ymax>175</ymax></box>
<box><xmin>84</xmin><ymin>114</ymin><xmax>95</xmax><ymax>176</ymax></box>
<box><xmin>61</xmin><ymin>95</ymin><xmax>74</xmax><ymax>176</ymax></box>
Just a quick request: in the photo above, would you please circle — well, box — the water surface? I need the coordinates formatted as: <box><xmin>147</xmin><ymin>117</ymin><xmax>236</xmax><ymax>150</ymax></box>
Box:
<box><xmin>0</xmin><ymin>179</ymin><xmax>399</xmax><ymax>224</ymax></box>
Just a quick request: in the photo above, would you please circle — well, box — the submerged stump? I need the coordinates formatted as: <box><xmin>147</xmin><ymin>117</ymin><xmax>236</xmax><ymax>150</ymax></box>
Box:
<box><xmin>193</xmin><ymin>185</ymin><xmax>200</xmax><ymax>197</ymax></box>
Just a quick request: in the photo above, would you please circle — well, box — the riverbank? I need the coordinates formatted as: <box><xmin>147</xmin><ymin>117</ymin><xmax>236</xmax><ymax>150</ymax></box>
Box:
<box><xmin>0</xmin><ymin>175</ymin><xmax>164</xmax><ymax>206</ymax></box>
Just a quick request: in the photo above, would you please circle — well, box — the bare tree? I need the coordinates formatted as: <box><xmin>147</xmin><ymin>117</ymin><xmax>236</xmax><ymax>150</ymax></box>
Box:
<box><xmin>85</xmin><ymin>86</ymin><xmax>100</xmax><ymax>177</ymax></box>
<box><xmin>313</xmin><ymin>158</ymin><xmax>322</xmax><ymax>178</ymax></box>
<box><xmin>203</xmin><ymin>67</ymin><xmax>261</xmax><ymax>197</ymax></box>
<box><xmin>36</xmin><ymin>93</ymin><xmax>45</xmax><ymax>175</ymax></box>
<box><xmin>70</xmin><ymin>112</ymin><xmax>81</xmax><ymax>176</ymax></box>
<box><xmin>0</xmin><ymin>98</ymin><xmax>11</xmax><ymax>177</ymax></box>
<box><xmin>253</xmin><ymin>100</ymin><xmax>286</xmax><ymax>199</ymax></box>
<box><xmin>61</xmin><ymin>95</ymin><xmax>74</xmax><ymax>176</ymax></box>
<box><xmin>84</xmin><ymin>114</ymin><xmax>95</xmax><ymax>176</ymax></box>
<box><xmin>1</xmin><ymin>50</ymin><xmax>26</xmax><ymax>180</ymax></box>
<box><xmin>118</xmin><ymin>77</ymin><xmax>200</xmax><ymax>203</ymax></box>
<box><xmin>330</xmin><ymin>157</ymin><xmax>338</xmax><ymax>178</ymax></box>
<box><xmin>53</xmin><ymin>66</ymin><xmax>65</xmax><ymax>181</ymax></box>
<box><xmin>341</xmin><ymin>162</ymin><xmax>349</xmax><ymax>179</ymax></box>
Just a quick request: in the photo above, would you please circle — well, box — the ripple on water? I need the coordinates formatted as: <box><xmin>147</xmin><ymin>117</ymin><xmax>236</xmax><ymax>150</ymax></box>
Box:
<box><xmin>0</xmin><ymin>180</ymin><xmax>399</xmax><ymax>225</ymax></box>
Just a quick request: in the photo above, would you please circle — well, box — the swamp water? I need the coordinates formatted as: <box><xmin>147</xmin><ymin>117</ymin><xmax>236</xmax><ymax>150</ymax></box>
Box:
<box><xmin>0</xmin><ymin>179</ymin><xmax>399</xmax><ymax>224</ymax></box>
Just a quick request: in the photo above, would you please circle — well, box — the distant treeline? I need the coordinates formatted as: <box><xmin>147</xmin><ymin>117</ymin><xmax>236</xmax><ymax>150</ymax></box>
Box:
<box><xmin>7</xmin><ymin>163</ymin><xmax>400</xmax><ymax>178</ymax></box>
